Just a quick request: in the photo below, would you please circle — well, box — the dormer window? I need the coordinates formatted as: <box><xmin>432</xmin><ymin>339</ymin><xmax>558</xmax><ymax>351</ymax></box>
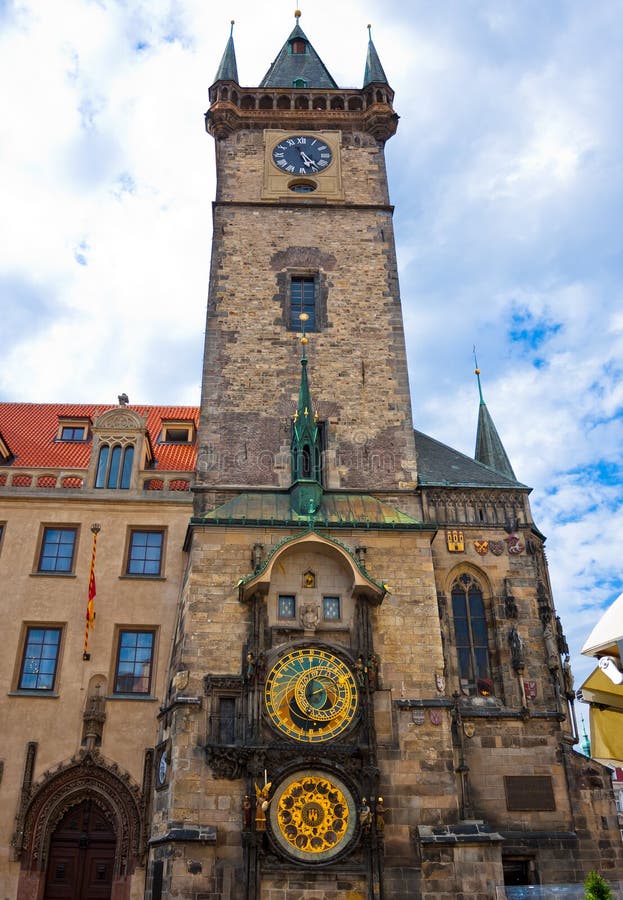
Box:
<box><xmin>56</xmin><ymin>418</ymin><xmax>90</xmax><ymax>442</ymax></box>
<box><xmin>95</xmin><ymin>443</ymin><xmax>134</xmax><ymax>489</ymax></box>
<box><xmin>293</xmin><ymin>78</ymin><xmax>307</xmax><ymax>88</ymax></box>
<box><xmin>291</xmin><ymin>39</ymin><xmax>307</xmax><ymax>54</ymax></box>
<box><xmin>159</xmin><ymin>421</ymin><xmax>196</xmax><ymax>444</ymax></box>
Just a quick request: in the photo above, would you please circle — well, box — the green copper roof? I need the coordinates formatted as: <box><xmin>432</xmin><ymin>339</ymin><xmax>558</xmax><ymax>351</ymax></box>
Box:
<box><xmin>473</xmin><ymin>369</ymin><xmax>517</xmax><ymax>481</ymax></box>
<box><xmin>260</xmin><ymin>16</ymin><xmax>338</xmax><ymax>89</ymax></box>
<box><xmin>214</xmin><ymin>22</ymin><xmax>238</xmax><ymax>83</ymax></box>
<box><xmin>291</xmin><ymin>341</ymin><xmax>322</xmax><ymax>489</ymax></box>
<box><xmin>363</xmin><ymin>25</ymin><xmax>389</xmax><ymax>86</ymax></box>
<box><xmin>198</xmin><ymin>491</ymin><xmax>423</xmax><ymax>528</ymax></box>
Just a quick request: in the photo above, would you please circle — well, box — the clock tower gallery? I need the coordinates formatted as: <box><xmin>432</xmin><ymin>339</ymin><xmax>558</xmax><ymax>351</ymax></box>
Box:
<box><xmin>149</xmin><ymin>14</ymin><xmax>623</xmax><ymax>900</ymax></box>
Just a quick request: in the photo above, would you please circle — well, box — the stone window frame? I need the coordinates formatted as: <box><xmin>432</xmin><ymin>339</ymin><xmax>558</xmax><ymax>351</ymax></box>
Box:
<box><xmin>95</xmin><ymin>442</ymin><xmax>135</xmax><ymax>490</ymax></box>
<box><xmin>278</xmin><ymin>269</ymin><xmax>329</xmax><ymax>334</ymax></box>
<box><xmin>13</xmin><ymin>622</ymin><xmax>65</xmax><ymax>694</ymax></box>
<box><xmin>34</xmin><ymin>524</ymin><xmax>80</xmax><ymax>576</ymax></box>
<box><xmin>56</xmin><ymin>417</ymin><xmax>91</xmax><ymax>442</ymax></box>
<box><xmin>444</xmin><ymin>565</ymin><xmax>497</xmax><ymax>700</ymax></box>
<box><xmin>322</xmin><ymin>595</ymin><xmax>341</xmax><ymax>621</ymax></box>
<box><xmin>123</xmin><ymin>527</ymin><xmax>167</xmax><ymax>579</ymax></box>
<box><xmin>110</xmin><ymin>627</ymin><xmax>158</xmax><ymax>699</ymax></box>
<box><xmin>278</xmin><ymin>594</ymin><xmax>296</xmax><ymax>620</ymax></box>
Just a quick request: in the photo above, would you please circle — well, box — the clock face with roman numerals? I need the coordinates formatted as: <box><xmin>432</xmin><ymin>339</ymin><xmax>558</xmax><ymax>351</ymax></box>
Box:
<box><xmin>264</xmin><ymin>647</ymin><xmax>358</xmax><ymax>743</ymax></box>
<box><xmin>271</xmin><ymin>135</ymin><xmax>333</xmax><ymax>176</ymax></box>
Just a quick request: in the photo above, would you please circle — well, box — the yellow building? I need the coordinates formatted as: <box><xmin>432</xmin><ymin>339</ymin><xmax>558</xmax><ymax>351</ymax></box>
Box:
<box><xmin>0</xmin><ymin>399</ymin><xmax>198</xmax><ymax>899</ymax></box>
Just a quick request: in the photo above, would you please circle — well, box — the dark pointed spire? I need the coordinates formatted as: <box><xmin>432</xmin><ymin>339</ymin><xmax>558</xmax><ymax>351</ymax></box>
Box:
<box><xmin>260</xmin><ymin>11</ymin><xmax>338</xmax><ymax>89</ymax></box>
<box><xmin>214</xmin><ymin>20</ymin><xmax>238</xmax><ymax>84</ymax></box>
<box><xmin>473</xmin><ymin>359</ymin><xmax>517</xmax><ymax>481</ymax></box>
<box><xmin>363</xmin><ymin>24</ymin><xmax>389</xmax><ymax>86</ymax></box>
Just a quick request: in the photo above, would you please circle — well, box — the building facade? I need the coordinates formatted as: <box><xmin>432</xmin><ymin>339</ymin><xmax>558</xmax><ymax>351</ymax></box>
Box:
<box><xmin>0</xmin><ymin>401</ymin><xmax>198</xmax><ymax>899</ymax></box>
<box><xmin>1</xmin><ymin>14</ymin><xmax>623</xmax><ymax>900</ymax></box>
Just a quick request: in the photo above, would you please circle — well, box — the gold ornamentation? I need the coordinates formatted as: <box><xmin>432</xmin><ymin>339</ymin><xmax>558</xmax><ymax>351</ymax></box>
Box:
<box><xmin>446</xmin><ymin>529</ymin><xmax>464</xmax><ymax>552</ymax></box>
<box><xmin>265</xmin><ymin>648</ymin><xmax>358</xmax><ymax>743</ymax></box>
<box><xmin>271</xmin><ymin>771</ymin><xmax>356</xmax><ymax>860</ymax></box>
<box><xmin>474</xmin><ymin>540</ymin><xmax>489</xmax><ymax>556</ymax></box>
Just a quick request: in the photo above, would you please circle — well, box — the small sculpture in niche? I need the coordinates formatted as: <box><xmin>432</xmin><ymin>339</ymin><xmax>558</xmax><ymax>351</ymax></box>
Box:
<box><xmin>244</xmin><ymin>652</ymin><xmax>255</xmax><ymax>684</ymax></box>
<box><xmin>359</xmin><ymin>798</ymin><xmax>372</xmax><ymax>832</ymax></box>
<box><xmin>254</xmin><ymin>781</ymin><xmax>272</xmax><ymax>831</ymax></box>
<box><xmin>508</xmin><ymin>626</ymin><xmax>525</xmax><ymax>672</ymax></box>
<box><xmin>366</xmin><ymin>653</ymin><xmax>379</xmax><ymax>690</ymax></box>
<box><xmin>375</xmin><ymin>797</ymin><xmax>386</xmax><ymax>832</ymax></box>
<box><xmin>355</xmin><ymin>655</ymin><xmax>366</xmax><ymax>685</ymax></box>
<box><xmin>251</xmin><ymin>543</ymin><xmax>264</xmax><ymax>572</ymax></box>
<box><xmin>563</xmin><ymin>655</ymin><xmax>575</xmax><ymax>697</ymax></box>
<box><xmin>303</xmin><ymin>570</ymin><xmax>316</xmax><ymax>589</ymax></box>
<box><xmin>300</xmin><ymin>602</ymin><xmax>319</xmax><ymax>631</ymax></box>
<box><xmin>543</xmin><ymin>622</ymin><xmax>560</xmax><ymax>670</ymax></box>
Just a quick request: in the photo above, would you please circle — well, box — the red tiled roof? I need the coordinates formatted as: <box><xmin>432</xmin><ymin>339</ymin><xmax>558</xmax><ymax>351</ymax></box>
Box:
<box><xmin>0</xmin><ymin>403</ymin><xmax>199</xmax><ymax>472</ymax></box>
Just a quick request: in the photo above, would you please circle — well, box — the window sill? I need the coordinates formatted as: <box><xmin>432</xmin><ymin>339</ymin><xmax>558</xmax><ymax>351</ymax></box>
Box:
<box><xmin>8</xmin><ymin>690</ymin><xmax>59</xmax><ymax>698</ymax></box>
<box><xmin>106</xmin><ymin>694</ymin><xmax>159</xmax><ymax>702</ymax></box>
<box><xmin>30</xmin><ymin>572</ymin><xmax>76</xmax><ymax>578</ymax></box>
<box><xmin>119</xmin><ymin>574</ymin><xmax>166</xmax><ymax>581</ymax></box>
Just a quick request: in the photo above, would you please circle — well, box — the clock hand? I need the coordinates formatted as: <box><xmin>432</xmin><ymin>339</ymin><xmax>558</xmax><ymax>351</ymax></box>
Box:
<box><xmin>299</xmin><ymin>151</ymin><xmax>319</xmax><ymax>171</ymax></box>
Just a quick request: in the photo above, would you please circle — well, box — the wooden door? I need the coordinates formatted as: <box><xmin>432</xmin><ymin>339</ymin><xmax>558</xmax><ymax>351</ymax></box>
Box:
<box><xmin>44</xmin><ymin>800</ymin><xmax>115</xmax><ymax>899</ymax></box>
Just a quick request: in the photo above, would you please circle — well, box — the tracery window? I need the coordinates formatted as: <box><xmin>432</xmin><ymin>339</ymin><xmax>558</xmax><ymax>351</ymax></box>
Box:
<box><xmin>451</xmin><ymin>573</ymin><xmax>493</xmax><ymax>696</ymax></box>
<box><xmin>95</xmin><ymin>443</ymin><xmax>134</xmax><ymax>489</ymax></box>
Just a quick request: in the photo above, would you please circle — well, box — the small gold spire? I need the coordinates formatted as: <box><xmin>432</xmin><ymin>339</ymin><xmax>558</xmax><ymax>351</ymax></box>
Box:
<box><xmin>293</xmin><ymin>410</ymin><xmax>299</xmax><ymax>422</ymax></box>
<box><xmin>304</xmin><ymin>406</ymin><xmax>309</xmax><ymax>417</ymax></box>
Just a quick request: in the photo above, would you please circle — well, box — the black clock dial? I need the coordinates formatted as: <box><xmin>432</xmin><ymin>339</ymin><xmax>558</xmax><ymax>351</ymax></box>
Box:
<box><xmin>272</xmin><ymin>135</ymin><xmax>333</xmax><ymax>176</ymax></box>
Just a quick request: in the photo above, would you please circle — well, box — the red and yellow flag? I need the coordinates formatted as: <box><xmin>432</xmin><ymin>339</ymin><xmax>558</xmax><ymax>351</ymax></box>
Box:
<box><xmin>83</xmin><ymin>527</ymin><xmax>99</xmax><ymax>659</ymax></box>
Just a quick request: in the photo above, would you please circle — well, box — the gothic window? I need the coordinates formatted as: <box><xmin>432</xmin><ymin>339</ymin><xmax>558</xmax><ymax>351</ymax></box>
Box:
<box><xmin>113</xmin><ymin>630</ymin><xmax>155</xmax><ymax>695</ymax></box>
<box><xmin>290</xmin><ymin>276</ymin><xmax>316</xmax><ymax>330</ymax></box>
<box><xmin>19</xmin><ymin>626</ymin><xmax>62</xmax><ymax>691</ymax></box>
<box><xmin>38</xmin><ymin>527</ymin><xmax>77</xmax><ymax>573</ymax></box>
<box><xmin>126</xmin><ymin>530</ymin><xmax>164</xmax><ymax>577</ymax></box>
<box><xmin>451</xmin><ymin>573</ymin><xmax>493</xmax><ymax>696</ymax></box>
<box><xmin>95</xmin><ymin>443</ymin><xmax>134</xmax><ymax>489</ymax></box>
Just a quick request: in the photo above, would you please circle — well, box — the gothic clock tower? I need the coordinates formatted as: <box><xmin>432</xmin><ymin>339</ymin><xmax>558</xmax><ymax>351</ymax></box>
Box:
<box><xmin>149</xmin><ymin>14</ymin><xmax>623</xmax><ymax>900</ymax></box>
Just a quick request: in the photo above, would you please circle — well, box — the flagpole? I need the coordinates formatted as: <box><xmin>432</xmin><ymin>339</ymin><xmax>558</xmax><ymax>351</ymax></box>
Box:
<box><xmin>83</xmin><ymin>523</ymin><xmax>101</xmax><ymax>661</ymax></box>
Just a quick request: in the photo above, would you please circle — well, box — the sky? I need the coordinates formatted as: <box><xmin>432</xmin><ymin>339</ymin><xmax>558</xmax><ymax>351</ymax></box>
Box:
<box><xmin>1</xmin><ymin>0</ymin><xmax>622</xmax><ymax>707</ymax></box>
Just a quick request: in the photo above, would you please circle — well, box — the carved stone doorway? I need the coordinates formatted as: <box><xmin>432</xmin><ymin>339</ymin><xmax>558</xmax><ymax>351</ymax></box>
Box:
<box><xmin>43</xmin><ymin>800</ymin><xmax>115</xmax><ymax>900</ymax></box>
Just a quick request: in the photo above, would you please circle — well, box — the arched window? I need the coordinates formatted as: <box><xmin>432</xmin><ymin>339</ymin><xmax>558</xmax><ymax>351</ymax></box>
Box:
<box><xmin>95</xmin><ymin>444</ymin><xmax>134</xmax><ymax>489</ymax></box>
<box><xmin>451</xmin><ymin>573</ymin><xmax>492</xmax><ymax>696</ymax></box>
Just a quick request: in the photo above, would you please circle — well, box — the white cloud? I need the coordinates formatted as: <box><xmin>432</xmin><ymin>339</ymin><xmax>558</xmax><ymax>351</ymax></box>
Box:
<box><xmin>1</xmin><ymin>0</ymin><xmax>622</xmax><ymax>716</ymax></box>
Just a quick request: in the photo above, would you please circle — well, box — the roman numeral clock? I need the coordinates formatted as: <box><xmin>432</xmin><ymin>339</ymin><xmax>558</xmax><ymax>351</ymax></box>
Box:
<box><xmin>263</xmin><ymin>130</ymin><xmax>343</xmax><ymax>200</ymax></box>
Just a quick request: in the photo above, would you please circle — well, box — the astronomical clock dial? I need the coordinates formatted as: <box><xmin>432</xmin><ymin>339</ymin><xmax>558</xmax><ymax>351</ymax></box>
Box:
<box><xmin>271</xmin><ymin>134</ymin><xmax>333</xmax><ymax>176</ymax></box>
<box><xmin>269</xmin><ymin>770</ymin><xmax>357</xmax><ymax>862</ymax></box>
<box><xmin>264</xmin><ymin>647</ymin><xmax>358</xmax><ymax>743</ymax></box>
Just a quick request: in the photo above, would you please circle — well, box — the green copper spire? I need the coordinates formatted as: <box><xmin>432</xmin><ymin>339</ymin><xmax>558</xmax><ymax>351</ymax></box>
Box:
<box><xmin>214</xmin><ymin>21</ymin><xmax>239</xmax><ymax>84</ymax></box>
<box><xmin>260</xmin><ymin>11</ymin><xmax>338</xmax><ymax>89</ymax></box>
<box><xmin>473</xmin><ymin>357</ymin><xmax>517</xmax><ymax>481</ymax></box>
<box><xmin>290</xmin><ymin>315</ymin><xmax>323</xmax><ymax>516</ymax></box>
<box><xmin>363</xmin><ymin>24</ymin><xmax>389</xmax><ymax>86</ymax></box>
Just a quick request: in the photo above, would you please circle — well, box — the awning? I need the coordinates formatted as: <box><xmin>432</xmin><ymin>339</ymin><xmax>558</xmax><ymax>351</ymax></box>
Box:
<box><xmin>582</xmin><ymin>591</ymin><xmax>623</xmax><ymax>657</ymax></box>
<box><xmin>589</xmin><ymin>705</ymin><xmax>623</xmax><ymax>765</ymax></box>
<box><xmin>580</xmin><ymin>666</ymin><xmax>623</xmax><ymax>764</ymax></box>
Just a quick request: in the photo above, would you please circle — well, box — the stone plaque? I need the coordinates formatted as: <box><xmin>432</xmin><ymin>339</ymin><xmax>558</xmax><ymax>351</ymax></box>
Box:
<box><xmin>504</xmin><ymin>775</ymin><xmax>555</xmax><ymax>811</ymax></box>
